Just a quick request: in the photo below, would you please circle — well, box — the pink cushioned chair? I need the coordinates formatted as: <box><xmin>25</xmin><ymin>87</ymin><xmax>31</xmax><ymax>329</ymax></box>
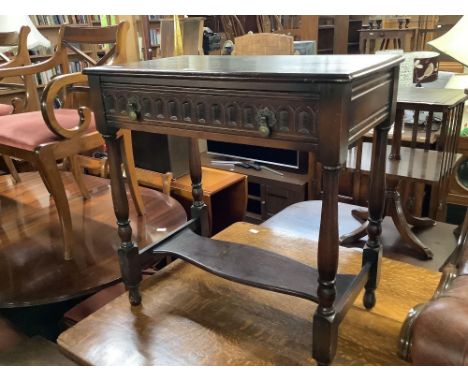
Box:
<box><xmin>0</xmin><ymin>25</ymin><xmax>37</xmax><ymax>183</ymax></box>
<box><xmin>0</xmin><ymin>21</ymin><xmax>144</xmax><ymax>260</ymax></box>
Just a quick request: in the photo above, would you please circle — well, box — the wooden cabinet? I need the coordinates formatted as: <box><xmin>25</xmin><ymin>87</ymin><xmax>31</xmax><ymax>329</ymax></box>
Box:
<box><xmin>201</xmin><ymin>152</ymin><xmax>309</xmax><ymax>224</ymax></box>
<box><xmin>317</xmin><ymin>16</ymin><xmax>364</xmax><ymax>54</ymax></box>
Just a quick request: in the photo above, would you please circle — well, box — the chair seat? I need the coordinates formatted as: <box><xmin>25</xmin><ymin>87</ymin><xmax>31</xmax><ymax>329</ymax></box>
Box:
<box><xmin>0</xmin><ymin>108</ymin><xmax>96</xmax><ymax>151</ymax></box>
<box><xmin>347</xmin><ymin>142</ymin><xmax>462</xmax><ymax>183</ymax></box>
<box><xmin>0</xmin><ymin>103</ymin><xmax>13</xmax><ymax>116</ymax></box>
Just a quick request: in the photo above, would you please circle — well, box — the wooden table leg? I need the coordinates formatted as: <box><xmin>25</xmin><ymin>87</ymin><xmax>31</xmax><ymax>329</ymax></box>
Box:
<box><xmin>105</xmin><ymin>132</ymin><xmax>142</xmax><ymax>306</ymax></box>
<box><xmin>386</xmin><ymin>180</ymin><xmax>434</xmax><ymax>260</ymax></box>
<box><xmin>389</xmin><ymin>108</ymin><xmax>404</xmax><ymax>160</ymax></box>
<box><xmin>313</xmin><ymin>163</ymin><xmax>340</xmax><ymax>365</ymax></box>
<box><xmin>189</xmin><ymin>138</ymin><xmax>210</xmax><ymax>237</ymax></box>
<box><xmin>363</xmin><ymin>122</ymin><xmax>390</xmax><ymax>309</ymax></box>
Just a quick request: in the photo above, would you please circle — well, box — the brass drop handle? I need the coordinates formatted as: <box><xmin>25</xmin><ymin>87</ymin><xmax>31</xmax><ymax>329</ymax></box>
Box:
<box><xmin>255</xmin><ymin>107</ymin><xmax>276</xmax><ymax>138</ymax></box>
<box><xmin>127</xmin><ymin>97</ymin><xmax>141</xmax><ymax>121</ymax></box>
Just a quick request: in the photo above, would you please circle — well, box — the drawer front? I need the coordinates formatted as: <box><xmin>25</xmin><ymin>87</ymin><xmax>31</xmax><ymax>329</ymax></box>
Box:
<box><xmin>101</xmin><ymin>83</ymin><xmax>320</xmax><ymax>146</ymax></box>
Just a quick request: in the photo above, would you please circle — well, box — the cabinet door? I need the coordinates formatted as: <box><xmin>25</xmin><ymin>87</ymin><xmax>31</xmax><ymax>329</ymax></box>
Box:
<box><xmin>261</xmin><ymin>184</ymin><xmax>305</xmax><ymax>220</ymax></box>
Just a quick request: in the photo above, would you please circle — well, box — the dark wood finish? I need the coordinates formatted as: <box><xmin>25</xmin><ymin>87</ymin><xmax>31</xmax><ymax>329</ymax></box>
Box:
<box><xmin>0</xmin><ymin>21</ymin><xmax>144</xmax><ymax>260</ymax></box>
<box><xmin>84</xmin><ymin>54</ymin><xmax>402</xmax><ymax>365</ymax></box>
<box><xmin>0</xmin><ymin>172</ymin><xmax>186</xmax><ymax>308</ymax></box>
<box><xmin>57</xmin><ymin>221</ymin><xmax>441</xmax><ymax>366</ymax></box>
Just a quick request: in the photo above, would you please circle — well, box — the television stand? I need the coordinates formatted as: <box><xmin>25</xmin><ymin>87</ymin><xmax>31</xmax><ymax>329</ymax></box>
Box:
<box><xmin>201</xmin><ymin>152</ymin><xmax>310</xmax><ymax>223</ymax></box>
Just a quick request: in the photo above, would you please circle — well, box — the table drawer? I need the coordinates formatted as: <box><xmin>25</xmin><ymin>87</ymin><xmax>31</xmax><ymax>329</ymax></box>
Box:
<box><xmin>101</xmin><ymin>84</ymin><xmax>320</xmax><ymax>145</ymax></box>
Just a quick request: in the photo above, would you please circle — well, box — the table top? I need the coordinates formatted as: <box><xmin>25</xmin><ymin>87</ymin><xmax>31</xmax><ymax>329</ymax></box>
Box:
<box><xmin>84</xmin><ymin>54</ymin><xmax>403</xmax><ymax>82</ymax></box>
<box><xmin>0</xmin><ymin>172</ymin><xmax>187</xmax><ymax>308</ymax></box>
<box><xmin>397</xmin><ymin>87</ymin><xmax>468</xmax><ymax>108</ymax></box>
<box><xmin>57</xmin><ymin>221</ymin><xmax>440</xmax><ymax>365</ymax></box>
<box><xmin>346</xmin><ymin>142</ymin><xmax>462</xmax><ymax>182</ymax></box>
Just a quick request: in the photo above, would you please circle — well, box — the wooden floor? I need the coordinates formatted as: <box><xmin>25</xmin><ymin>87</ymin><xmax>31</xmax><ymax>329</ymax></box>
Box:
<box><xmin>0</xmin><ymin>172</ymin><xmax>186</xmax><ymax>308</ymax></box>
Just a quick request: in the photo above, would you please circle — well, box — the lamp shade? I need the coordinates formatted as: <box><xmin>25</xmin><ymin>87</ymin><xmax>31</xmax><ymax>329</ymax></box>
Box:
<box><xmin>427</xmin><ymin>16</ymin><xmax>468</xmax><ymax>67</ymax></box>
<box><xmin>0</xmin><ymin>15</ymin><xmax>51</xmax><ymax>51</ymax></box>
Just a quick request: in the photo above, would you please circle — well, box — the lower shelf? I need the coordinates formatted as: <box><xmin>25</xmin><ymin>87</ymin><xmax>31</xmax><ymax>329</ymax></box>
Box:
<box><xmin>152</xmin><ymin>226</ymin><xmax>362</xmax><ymax>305</ymax></box>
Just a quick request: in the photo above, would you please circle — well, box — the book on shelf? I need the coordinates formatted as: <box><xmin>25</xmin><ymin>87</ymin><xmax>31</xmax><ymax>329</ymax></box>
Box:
<box><xmin>148</xmin><ymin>15</ymin><xmax>161</xmax><ymax>21</ymax></box>
<box><xmin>149</xmin><ymin>28</ymin><xmax>161</xmax><ymax>46</ymax></box>
<box><xmin>31</xmin><ymin>15</ymin><xmax>102</xmax><ymax>26</ymax></box>
<box><xmin>34</xmin><ymin>61</ymin><xmax>83</xmax><ymax>86</ymax></box>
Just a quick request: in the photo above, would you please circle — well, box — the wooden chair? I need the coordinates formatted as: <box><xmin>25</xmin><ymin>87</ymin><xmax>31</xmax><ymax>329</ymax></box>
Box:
<box><xmin>232</xmin><ymin>33</ymin><xmax>294</xmax><ymax>56</ymax></box>
<box><xmin>0</xmin><ymin>26</ymin><xmax>36</xmax><ymax>183</ymax></box>
<box><xmin>0</xmin><ymin>21</ymin><xmax>144</xmax><ymax>260</ymax></box>
<box><xmin>256</xmin><ymin>16</ymin><xmax>284</xmax><ymax>33</ymax></box>
<box><xmin>341</xmin><ymin>87</ymin><xmax>468</xmax><ymax>260</ymax></box>
<box><xmin>219</xmin><ymin>16</ymin><xmax>245</xmax><ymax>42</ymax></box>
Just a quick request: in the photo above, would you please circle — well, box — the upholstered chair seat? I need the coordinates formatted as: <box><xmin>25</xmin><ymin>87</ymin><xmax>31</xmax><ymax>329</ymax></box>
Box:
<box><xmin>0</xmin><ymin>104</ymin><xmax>14</xmax><ymax>116</ymax></box>
<box><xmin>0</xmin><ymin>109</ymin><xmax>96</xmax><ymax>151</ymax></box>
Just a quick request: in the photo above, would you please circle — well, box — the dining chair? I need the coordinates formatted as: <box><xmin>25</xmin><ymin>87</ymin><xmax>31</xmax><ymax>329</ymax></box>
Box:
<box><xmin>0</xmin><ymin>25</ymin><xmax>37</xmax><ymax>183</ymax></box>
<box><xmin>0</xmin><ymin>21</ymin><xmax>144</xmax><ymax>260</ymax></box>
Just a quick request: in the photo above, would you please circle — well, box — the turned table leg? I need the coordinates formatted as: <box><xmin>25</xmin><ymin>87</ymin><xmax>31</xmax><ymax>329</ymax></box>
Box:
<box><xmin>363</xmin><ymin>122</ymin><xmax>390</xmax><ymax>309</ymax></box>
<box><xmin>313</xmin><ymin>163</ymin><xmax>341</xmax><ymax>365</ymax></box>
<box><xmin>105</xmin><ymin>132</ymin><xmax>142</xmax><ymax>306</ymax></box>
<box><xmin>189</xmin><ymin>138</ymin><xmax>210</xmax><ymax>237</ymax></box>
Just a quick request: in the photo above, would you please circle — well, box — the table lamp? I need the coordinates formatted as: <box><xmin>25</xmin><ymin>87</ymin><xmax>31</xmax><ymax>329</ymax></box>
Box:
<box><xmin>0</xmin><ymin>15</ymin><xmax>51</xmax><ymax>52</ymax></box>
<box><xmin>428</xmin><ymin>16</ymin><xmax>468</xmax><ymax>136</ymax></box>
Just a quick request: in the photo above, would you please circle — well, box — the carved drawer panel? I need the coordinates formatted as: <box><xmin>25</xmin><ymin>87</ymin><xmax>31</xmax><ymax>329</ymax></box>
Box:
<box><xmin>101</xmin><ymin>84</ymin><xmax>319</xmax><ymax>144</ymax></box>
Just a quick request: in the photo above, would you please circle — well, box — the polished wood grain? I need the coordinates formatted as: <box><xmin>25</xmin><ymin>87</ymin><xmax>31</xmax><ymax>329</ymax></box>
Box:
<box><xmin>0</xmin><ymin>172</ymin><xmax>186</xmax><ymax>308</ymax></box>
<box><xmin>57</xmin><ymin>222</ymin><xmax>440</xmax><ymax>366</ymax></box>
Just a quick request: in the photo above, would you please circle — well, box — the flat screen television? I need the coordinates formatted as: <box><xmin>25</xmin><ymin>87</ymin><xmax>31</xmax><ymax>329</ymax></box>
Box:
<box><xmin>207</xmin><ymin>140</ymin><xmax>306</xmax><ymax>171</ymax></box>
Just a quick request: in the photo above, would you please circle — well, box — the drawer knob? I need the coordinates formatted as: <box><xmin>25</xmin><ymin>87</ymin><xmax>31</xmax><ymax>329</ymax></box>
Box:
<box><xmin>127</xmin><ymin>97</ymin><xmax>141</xmax><ymax>121</ymax></box>
<box><xmin>256</xmin><ymin>107</ymin><xmax>276</xmax><ymax>138</ymax></box>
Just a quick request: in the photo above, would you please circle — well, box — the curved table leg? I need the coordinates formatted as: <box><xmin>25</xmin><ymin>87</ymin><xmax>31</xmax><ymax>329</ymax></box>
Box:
<box><xmin>400</xmin><ymin>180</ymin><xmax>435</xmax><ymax>228</ymax></box>
<box><xmin>387</xmin><ymin>186</ymin><xmax>434</xmax><ymax>260</ymax></box>
<box><xmin>339</xmin><ymin>220</ymin><xmax>368</xmax><ymax>245</ymax></box>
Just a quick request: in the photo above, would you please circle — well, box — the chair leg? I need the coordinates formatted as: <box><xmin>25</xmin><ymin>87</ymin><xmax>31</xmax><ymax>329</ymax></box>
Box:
<box><xmin>35</xmin><ymin>151</ymin><xmax>74</xmax><ymax>260</ymax></box>
<box><xmin>69</xmin><ymin>155</ymin><xmax>90</xmax><ymax>200</ymax></box>
<box><xmin>121</xmin><ymin>130</ymin><xmax>145</xmax><ymax>216</ymax></box>
<box><xmin>2</xmin><ymin>155</ymin><xmax>21</xmax><ymax>184</ymax></box>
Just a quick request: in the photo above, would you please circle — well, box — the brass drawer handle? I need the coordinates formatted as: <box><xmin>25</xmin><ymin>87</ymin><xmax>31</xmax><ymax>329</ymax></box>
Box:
<box><xmin>255</xmin><ymin>107</ymin><xmax>277</xmax><ymax>138</ymax></box>
<box><xmin>127</xmin><ymin>96</ymin><xmax>141</xmax><ymax>121</ymax></box>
